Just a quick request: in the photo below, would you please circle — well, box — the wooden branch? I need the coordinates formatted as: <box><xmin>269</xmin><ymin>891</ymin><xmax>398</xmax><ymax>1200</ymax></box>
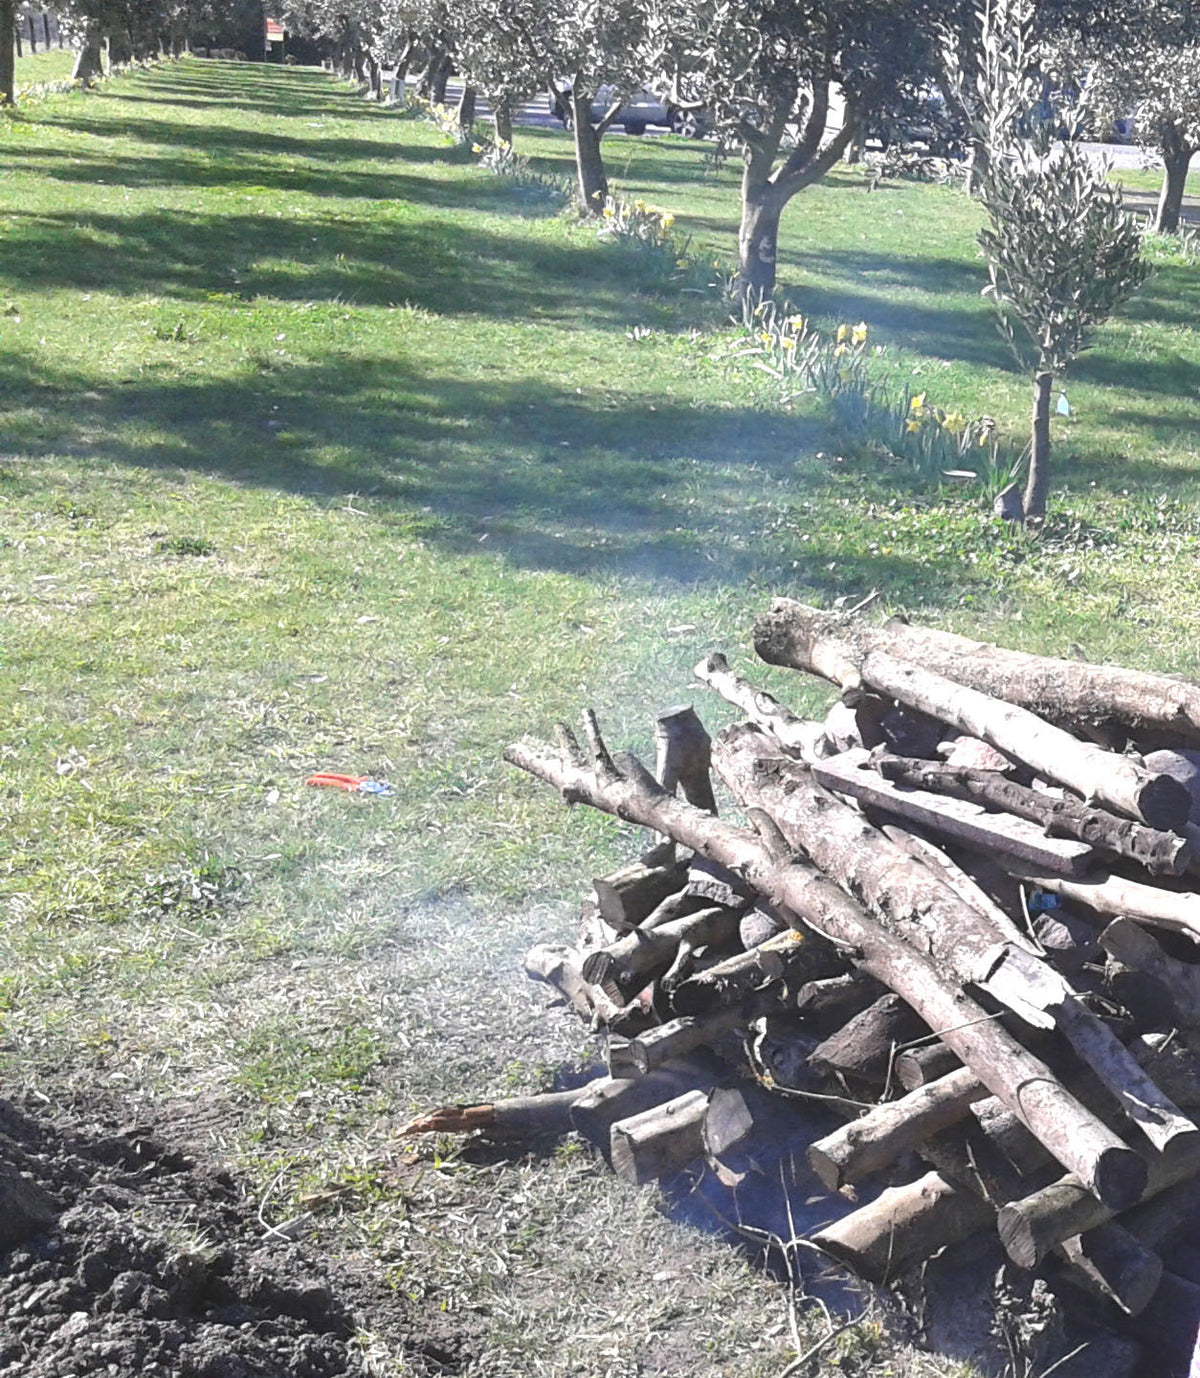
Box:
<box><xmin>580</xmin><ymin>905</ymin><xmax>738</xmax><ymax>1004</ymax></box>
<box><xmin>397</xmin><ymin>1079</ymin><xmax>606</xmax><ymax>1139</ymax></box>
<box><xmin>757</xmin><ymin>602</ymin><xmax>1200</xmax><ymax>742</ymax></box>
<box><xmin>610</xmin><ymin>1088</ymin><xmax>709</xmax><ymax>1184</ymax></box>
<box><xmin>808</xmin><ymin>1066</ymin><xmax>989</xmax><ymax>1190</ymax></box>
<box><xmin>997</xmin><ymin>1139</ymin><xmax>1200</xmax><ymax>1267</ymax></box>
<box><xmin>814</xmin><ymin>749</ymin><xmax>1094</xmax><ymax>875</ymax></box>
<box><xmin>979</xmin><ymin>943</ymin><xmax>1198</xmax><ymax>1154</ymax></box>
<box><xmin>877</xmin><ymin>755</ymin><xmax>1193</xmax><ymax>877</ymax></box>
<box><xmin>628</xmin><ymin>1010</ymin><xmax>743</xmax><ymax>1074</ymax></box>
<box><xmin>507</xmin><ymin>726</ymin><xmax>1146</xmax><ymax>1207</ymax></box>
<box><xmin>711</xmin><ymin>724</ymin><xmax>1038</xmax><ymax>989</ymax></box>
<box><xmin>1005</xmin><ymin>866</ymin><xmax>1200</xmax><ymax>945</ymax></box>
<box><xmin>1129</xmin><ymin>1031</ymin><xmax>1200</xmax><ymax>1109</ymax></box>
<box><xmin>808</xmin><ymin>992</ymin><xmax>928</xmax><ymax>1090</ymax></box>
<box><xmin>654</xmin><ymin>704</ymin><xmax>717</xmax><ymax>813</ymax></box>
<box><xmin>1057</xmin><ymin>1221</ymin><xmax>1163</xmax><ymax>1316</ymax></box>
<box><xmin>879</xmin><ymin>822</ymin><xmax>1021</xmax><ymax>936</ymax></box>
<box><xmin>569</xmin><ymin>1059</ymin><xmax>716</xmax><ymax>1146</ymax></box>
<box><xmin>592</xmin><ymin>857</ymin><xmax>686</xmax><ymax>930</ymax></box>
<box><xmin>1100</xmin><ymin>918</ymin><xmax>1200</xmax><ymax>1024</ymax></box>
<box><xmin>811</xmin><ymin>1170</ymin><xmax>994</xmax><ymax>1282</ymax></box>
<box><xmin>670</xmin><ymin>927</ymin><xmax>843</xmax><ymax>1017</ymax></box>
<box><xmin>523</xmin><ymin>942</ymin><xmax>625</xmax><ymax>1027</ymax></box>
<box><xmin>693</xmin><ymin>652</ymin><xmax>829</xmax><ymax>760</ymax></box>
<box><xmin>754</xmin><ymin>602</ymin><xmax>1191</xmax><ymax>830</ymax></box>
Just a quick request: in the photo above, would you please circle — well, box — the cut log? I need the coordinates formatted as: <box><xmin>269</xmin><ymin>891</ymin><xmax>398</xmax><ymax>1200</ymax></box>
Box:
<box><xmin>811</xmin><ymin>1170</ymin><xmax>994</xmax><ymax>1282</ymax></box>
<box><xmin>397</xmin><ymin>1079</ymin><xmax>607</xmax><ymax>1138</ymax></box>
<box><xmin>895</xmin><ymin>1043</ymin><xmax>962</xmax><ymax>1091</ymax></box>
<box><xmin>670</xmin><ymin>927</ymin><xmax>843</xmax><ymax>1017</ymax></box>
<box><xmin>754</xmin><ymin>602</ymin><xmax>1191</xmax><ymax>830</ymax></box>
<box><xmin>979</xmin><ymin>943</ymin><xmax>1198</xmax><ymax>1154</ymax></box>
<box><xmin>628</xmin><ymin>1009</ymin><xmax>743</xmax><ymax>1074</ymax></box>
<box><xmin>970</xmin><ymin>1096</ymin><xmax>1052</xmax><ymax>1178</ymax></box>
<box><xmin>1099</xmin><ymin>918</ymin><xmax>1200</xmax><ymax>1025</ymax></box>
<box><xmin>610</xmin><ymin>1088</ymin><xmax>710</xmax><ymax>1184</ymax></box>
<box><xmin>702</xmin><ymin>1082</ymin><xmax>818</xmax><ymax>1161</ymax></box>
<box><xmin>876</xmin><ymin>755</ymin><xmax>1193</xmax><ymax>876</ymax></box>
<box><xmin>1056</xmin><ymin>1221</ymin><xmax>1163</xmax><ymax>1316</ymax></box>
<box><xmin>654</xmin><ymin>704</ymin><xmax>717</xmax><ymax>814</ymax></box>
<box><xmin>814</xmin><ymin>749</ymin><xmax>1095</xmax><ymax>876</ymax></box>
<box><xmin>592</xmin><ymin>857</ymin><xmax>686</xmax><ymax>931</ymax></box>
<box><xmin>796</xmin><ymin>973</ymin><xmax>888</xmax><ymax>1038</ymax></box>
<box><xmin>808</xmin><ymin>1066</ymin><xmax>989</xmax><ymax>1190</ymax></box>
<box><xmin>693</xmin><ymin>652</ymin><xmax>830</xmax><ymax>760</ymax></box>
<box><xmin>997</xmin><ymin>1138</ymin><xmax>1200</xmax><ymax>1268</ymax></box>
<box><xmin>507</xmin><ymin>724</ymin><xmax>1146</xmax><ymax>1207</ymax></box>
<box><xmin>580</xmin><ymin>905</ymin><xmax>739</xmax><ymax>1004</ymax></box>
<box><xmin>808</xmin><ymin>992</ymin><xmax>929</xmax><ymax>1090</ymax></box>
<box><xmin>1128</xmin><ymin>1269</ymin><xmax>1200</xmax><ymax>1373</ymax></box>
<box><xmin>755</xmin><ymin>599</ymin><xmax>1200</xmax><ymax>744</ymax></box>
<box><xmin>523</xmin><ymin>942</ymin><xmax>626</xmax><ymax>1028</ymax></box>
<box><xmin>569</xmin><ymin>1058</ymin><xmax>717</xmax><ymax>1146</ymax></box>
<box><xmin>1005</xmin><ymin>866</ymin><xmax>1200</xmax><ymax>945</ymax></box>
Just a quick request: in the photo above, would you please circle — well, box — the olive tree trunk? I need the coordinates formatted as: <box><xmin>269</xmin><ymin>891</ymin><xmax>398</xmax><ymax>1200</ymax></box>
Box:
<box><xmin>1021</xmin><ymin>369</ymin><xmax>1053</xmax><ymax>521</ymax></box>
<box><xmin>737</xmin><ymin>185</ymin><xmax>786</xmax><ymax>306</ymax></box>
<box><xmin>493</xmin><ymin>97</ymin><xmax>514</xmax><ymax>148</ymax></box>
<box><xmin>72</xmin><ymin>24</ymin><xmax>104</xmax><ymax>84</ymax></box>
<box><xmin>0</xmin><ymin>0</ymin><xmax>15</xmax><ymax>105</ymax></box>
<box><xmin>571</xmin><ymin>93</ymin><xmax>608</xmax><ymax>214</ymax></box>
<box><xmin>1155</xmin><ymin>139</ymin><xmax>1194</xmax><ymax>236</ymax></box>
<box><xmin>455</xmin><ymin>83</ymin><xmax>475</xmax><ymax>132</ymax></box>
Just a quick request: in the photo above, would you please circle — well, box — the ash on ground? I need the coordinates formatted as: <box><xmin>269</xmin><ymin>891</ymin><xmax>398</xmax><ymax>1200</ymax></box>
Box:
<box><xmin>0</xmin><ymin>1094</ymin><xmax>469</xmax><ymax>1377</ymax></box>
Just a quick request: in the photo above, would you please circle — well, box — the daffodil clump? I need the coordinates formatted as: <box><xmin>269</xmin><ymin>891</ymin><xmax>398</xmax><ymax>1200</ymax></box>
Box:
<box><xmin>473</xmin><ymin>136</ymin><xmax>527</xmax><ymax>179</ymax></box>
<box><xmin>737</xmin><ymin>305</ymin><xmax>1023</xmax><ymax>501</ymax></box>
<box><xmin>744</xmin><ymin>302</ymin><xmax>875</xmax><ymax>407</ymax></box>
<box><xmin>596</xmin><ymin>195</ymin><xmax>704</xmax><ymax>290</ymax></box>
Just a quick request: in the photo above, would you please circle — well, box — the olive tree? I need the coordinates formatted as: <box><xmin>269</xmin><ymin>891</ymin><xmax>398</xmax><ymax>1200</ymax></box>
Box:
<box><xmin>2</xmin><ymin>0</ymin><xmax>15</xmax><ymax>104</ymax></box>
<box><xmin>1067</xmin><ymin>4</ymin><xmax>1200</xmax><ymax>235</ymax></box>
<box><xmin>647</xmin><ymin>0</ymin><xmax>949</xmax><ymax>302</ymax></box>
<box><xmin>954</xmin><ymin>0</ymin><xmax>1147</xmax><ymax>521</ymax></box>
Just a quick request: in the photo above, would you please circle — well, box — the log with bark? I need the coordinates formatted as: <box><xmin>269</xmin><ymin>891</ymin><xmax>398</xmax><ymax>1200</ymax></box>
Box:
<box><xmin>753</xmin><ymin>602</ymin><xmax>1192</xmax><ymax>830</ymax></box>
<box><xmin>754</xmin><ymin>599</ymin><xmax>1200</xmax><ymax>744</ymax></box>
<box><xmin>506</xmin><ymin>722</ymin><xmax>1147</xmax><ymax>1207</ymax></box>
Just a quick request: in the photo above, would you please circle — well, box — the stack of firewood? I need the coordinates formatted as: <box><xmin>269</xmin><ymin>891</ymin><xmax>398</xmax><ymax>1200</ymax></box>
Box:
<box><xmin>405</xmin><ymin>601</ymin><xmax>1200</xmax><ymax>1370</ymax></box>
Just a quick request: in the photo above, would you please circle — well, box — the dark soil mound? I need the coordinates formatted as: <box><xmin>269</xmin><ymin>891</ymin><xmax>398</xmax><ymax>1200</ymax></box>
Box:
<box><xmin>0</xmin><ymin>1095</ymin><xmax>471</xmax><ymax>1377</ymax></box>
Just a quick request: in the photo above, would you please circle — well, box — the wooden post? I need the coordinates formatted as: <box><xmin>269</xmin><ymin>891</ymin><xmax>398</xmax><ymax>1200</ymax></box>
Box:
<box><xmin>610</xmin><ymin>1089</ymin><xmax>710</xmax><ymax>1184</ymax></box>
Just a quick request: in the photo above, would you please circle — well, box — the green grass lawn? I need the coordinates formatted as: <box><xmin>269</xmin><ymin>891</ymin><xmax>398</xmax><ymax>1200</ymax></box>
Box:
<box><xmin>2</xmin><ymin>58</ymin><xmax>1199</xmax><ymax>1376</ymax></box>
<box><xmin>14</xmin><ymin>45</ymin><xmax>77</xmax><ymax>87</ymax></box>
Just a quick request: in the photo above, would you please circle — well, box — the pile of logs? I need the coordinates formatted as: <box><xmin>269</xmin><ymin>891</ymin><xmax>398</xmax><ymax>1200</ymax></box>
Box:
<box><xmin>405</xmin><ymin>601</ymin><xmax>1200</xmax><ymax>1373</ymax></box>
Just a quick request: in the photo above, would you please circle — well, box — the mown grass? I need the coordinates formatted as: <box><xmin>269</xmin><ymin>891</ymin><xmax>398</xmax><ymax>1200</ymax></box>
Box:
<box><xmin>14</xmin><ymin>46</ymin><xmax>77</xmax><ymax>88</ymax></box>
<box><xmin>1</xmin><ymin>58</ymin><xmax>1198</xmax><ymax>1376</ymax></box>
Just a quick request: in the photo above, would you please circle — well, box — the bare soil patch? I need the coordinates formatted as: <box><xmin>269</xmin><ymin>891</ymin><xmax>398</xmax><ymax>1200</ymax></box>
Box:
<box><xmin>0</xmin><ymin>1092</ymin><xmax>476</xmax><ymax>1377</ymax></box>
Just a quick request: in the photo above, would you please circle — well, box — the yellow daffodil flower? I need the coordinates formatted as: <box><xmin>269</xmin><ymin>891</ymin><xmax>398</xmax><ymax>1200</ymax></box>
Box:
<box><xmin>661</xmin><ymin>214</ymin><xmax>675</xmax><ymax>230</ymax></box>
<box><xmin>759</xmin><ymin>332</ymin><xmax>774</xmax><ymax>346</ymax></box>
<box><xmin>906</xmin><ymin>418</ymin><xmax>922</xmax><ymax>433</ymax></box>
<box><xmin>471</xmin><ymin>144</ymin><xmax>483</xmax><ymax>154</ymax></box>
<box><xmin>602</xmin><ymin>205</ymin><xmax>615</xmax><ymax>218</ymax></box>
<box><xmin>851</xmin><ymin>321</ymin><xmax>869</xmax><ymax>344</ymax></box>
<box><xmin>834</xmin><ymin>343</ymin><xmax>847</xmax><ymax>357</ymax></box>
<box><xmin>836</xmin><ymin>323</ymin><xmax>850</xmax><ymax>343</ymax></box>
<box><xmin>781</xmin><ymin>337</ymin><xmax>796</xmax><ymax>350</ymax></box>
<box><xmin>941</xmin><ymin>411</ymin><xmax>966</xmax><ymax>435</ymax></box>
<box><xmin>909</xmin><ymin>392</ymin><xmax>927</xmax><ymax>413</ymax></box>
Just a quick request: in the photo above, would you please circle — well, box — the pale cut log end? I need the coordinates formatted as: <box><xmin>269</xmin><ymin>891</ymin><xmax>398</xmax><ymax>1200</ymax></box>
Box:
<box><xmin>997</xmin><ymin>1204</ymin><xmax>1048</xmax><ymax>1270</ymax></box>
<box><xmin>806</xmin><ymin>1143</ymin><xmax>845</xmax><ymax>1193</ymax></box>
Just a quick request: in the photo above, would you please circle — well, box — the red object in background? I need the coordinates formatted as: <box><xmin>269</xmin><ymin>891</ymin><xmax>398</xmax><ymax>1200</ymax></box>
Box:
<box><xmin>306</xmin><ymin>773</ymin><xmax>368</xmax><ymax>791</ymax></box>
<box><xmin>265</xmin><ymin>17</ymin><xmax>284</xmax><ymax>41</ymax></box>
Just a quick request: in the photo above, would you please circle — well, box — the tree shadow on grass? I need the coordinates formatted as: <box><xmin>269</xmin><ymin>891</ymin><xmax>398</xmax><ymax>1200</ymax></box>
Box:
<box><xmin>0</xmin><ymin>205</ymin><xmax>675</xmax><ymax>328</ymax></box>
<box><xmin>7</xmin><ymin>140</ymin><xmax>556</xmax><ymax>214</ymax></box>
<box><xmin>0</xmin><ymin>348</ymin><xmax>997</xmax><ymax>604</ymax></box>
